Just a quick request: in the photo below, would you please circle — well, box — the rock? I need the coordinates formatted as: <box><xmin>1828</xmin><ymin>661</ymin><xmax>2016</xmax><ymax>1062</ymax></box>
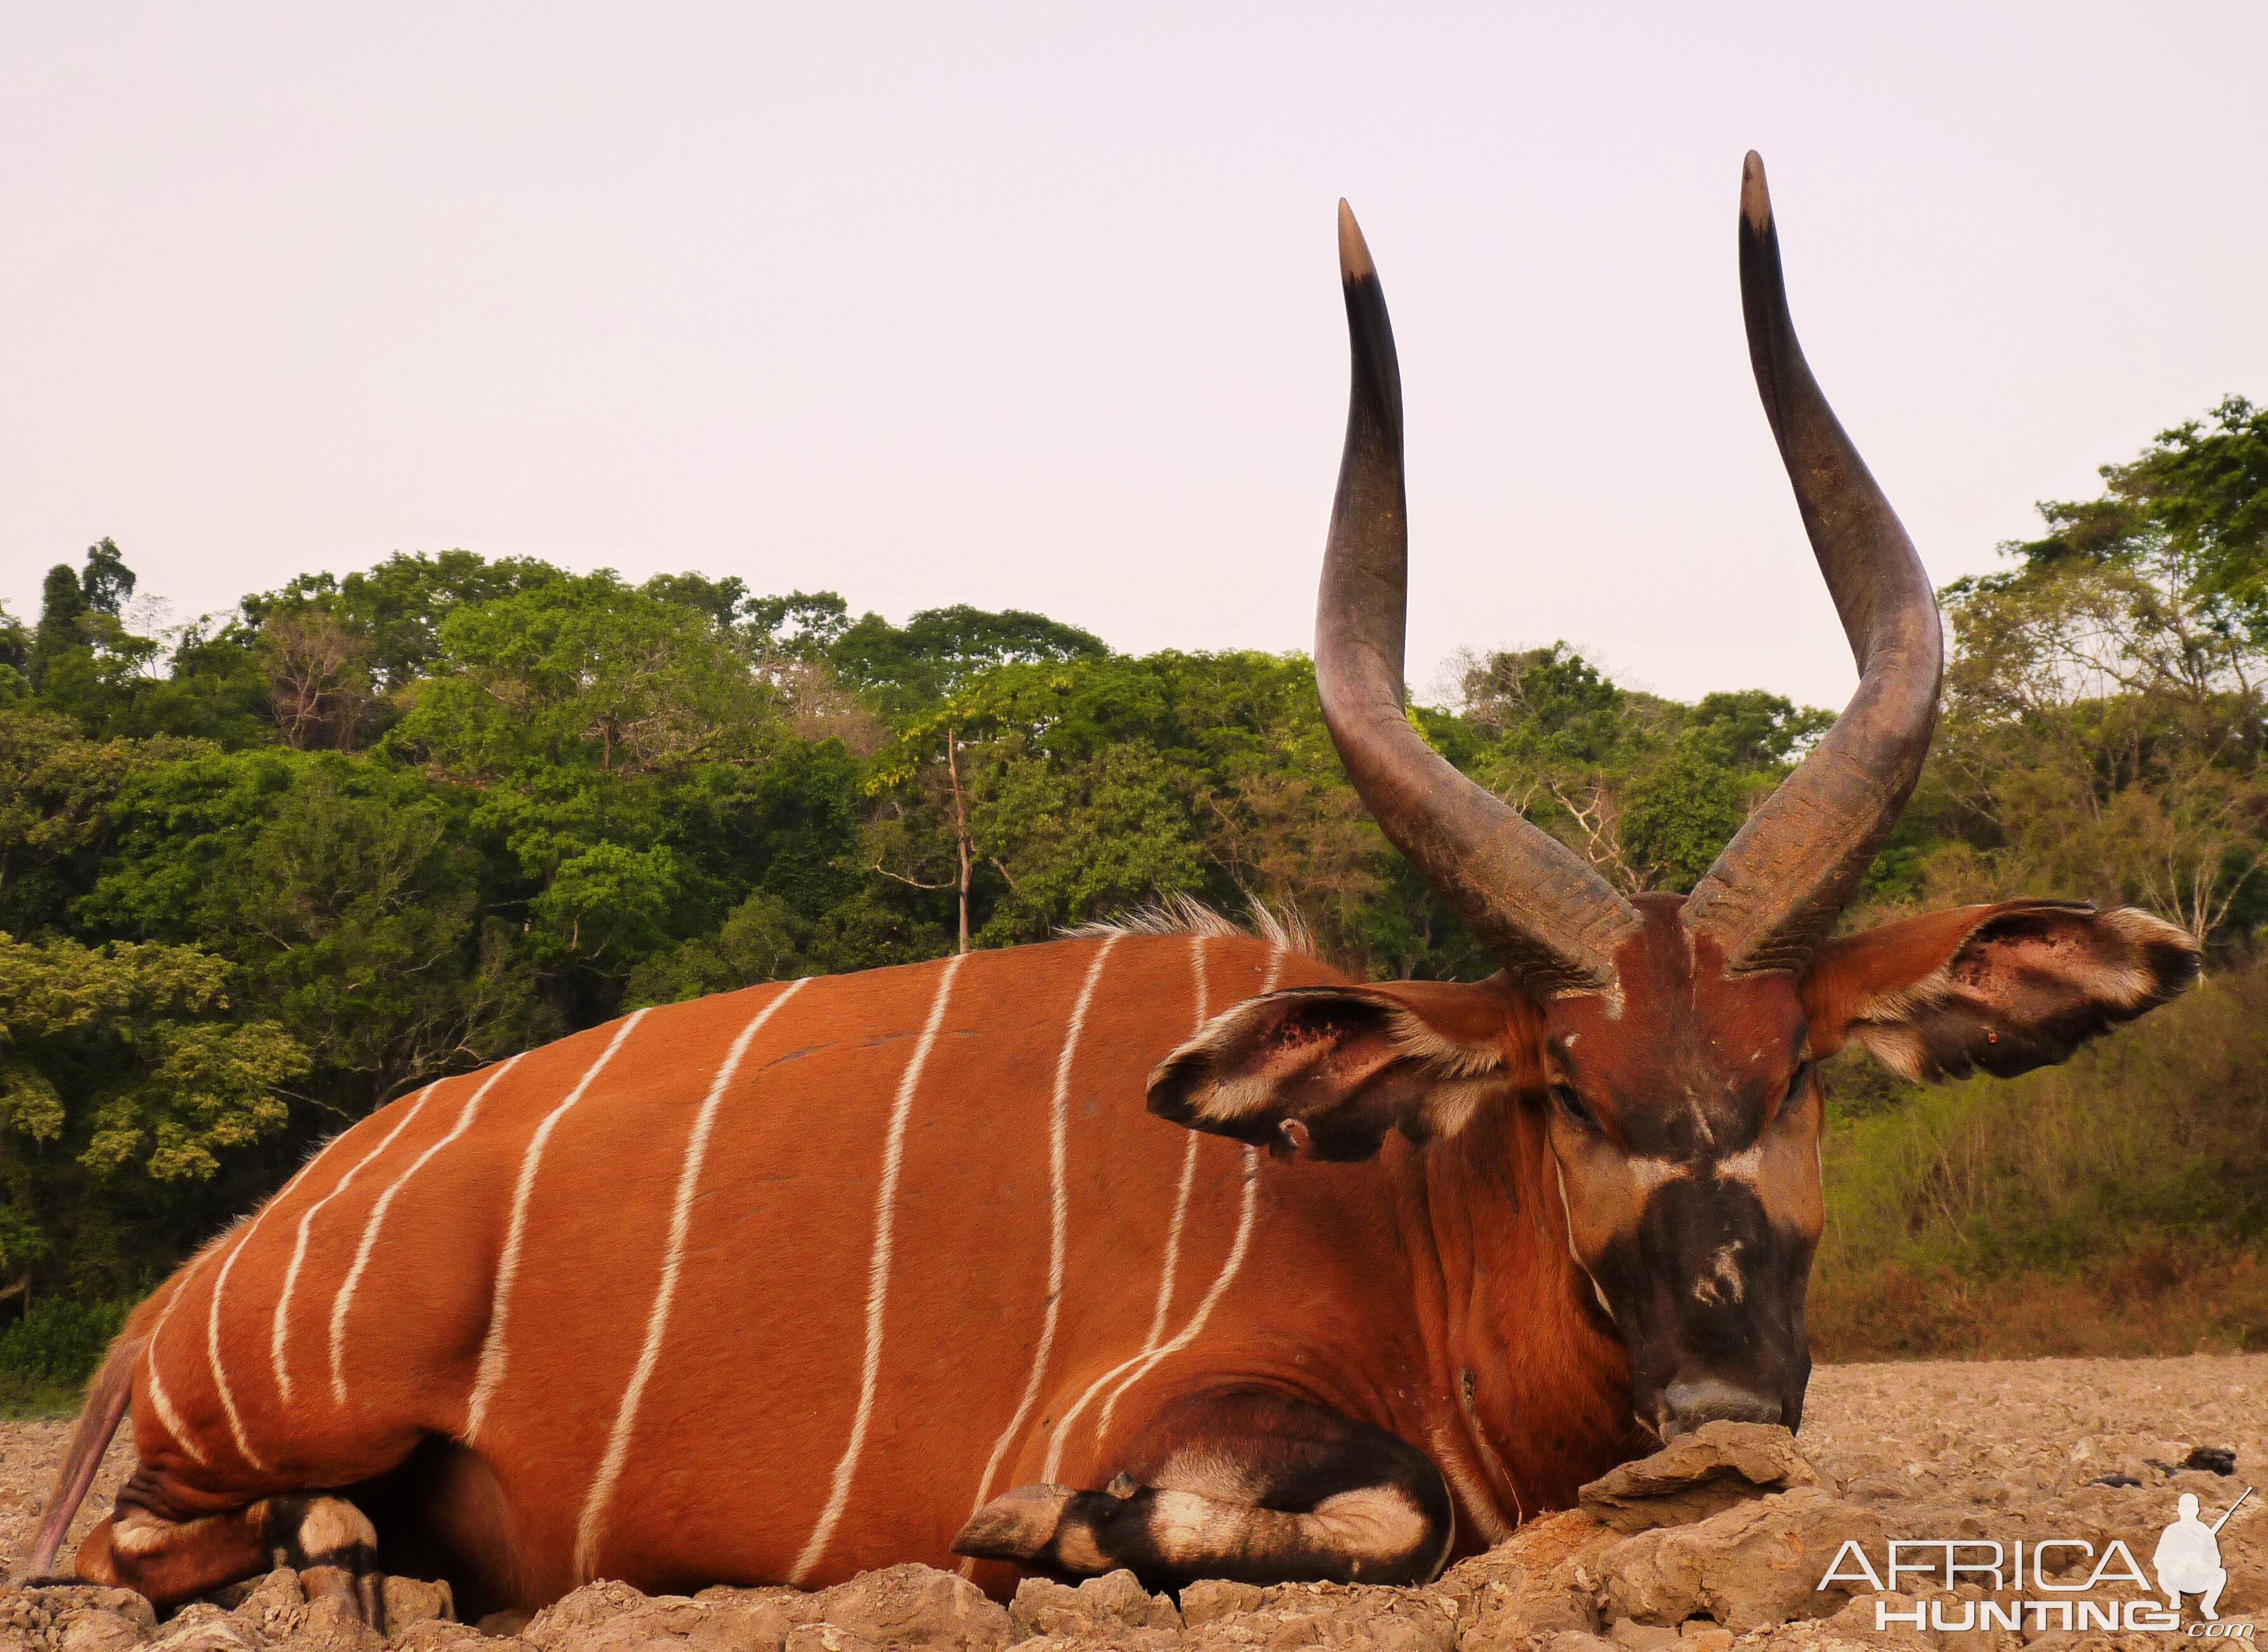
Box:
<box><xmin>518</xmin><ymin>1577</ymin><xmax>810</xmax><ymax>1652</ymax></box>
<box><xmin>292</xmin><ymin>1593</ymin><xmax>385</xmax><ymax>1652</ymax></box>
<box><xmin>1579</xmin><ymin>1424</ymin><xmax>1825</xmax><ymax>1536</ymax></box>
<box><xmin>1179</xmin><ymin>1581</ymin><xmax>1264</xmax><ymax>1627</ymax></box>
<box><xmin>799</xmin><ymin>1564</ymin><xmax>1011</xmax><ymax>1652</ymax></box>
<box><xmin>146</xmin><ymin>1602</ymin><xmax>258</xmax><ymax>1652</ymax></box>
<box><xmin>217</xmin><ymin>1568</ymin><xmax>305</xmax><ymax>1644</ymax></box>
<box><xmin>1179</xmin><ymin>1580</ymin><xmax>1456</xmax><ymax>1651</ymax></box>
<box><xmin>1816</xmin><ymin>1591</ymin><xmax>1936</xmax><ymax>1651</ymax></box>
<box><xmin>1677</xmin><ymin>1627</ymin><xmax>1732</xmax><ymax>1652</ymax></box>
<box><xmin>60</xmin><ymin>1613</ymin><xmax>151</xmax><ymax>1652</ymax></box>
<box><xmin>1608</xmin><ymin>1617</ymin><xmax>1682</xmax><ymax>1649</ymax></box>
<box><xmin>388</xmin><ymin>1624</ymin><xmax>492</xmax><ymax>1652</ymax></box>
<box><xmin>1593</xmin><ymin>1486</ymin><xmax>1889</xmax><ymax>1633</ymax></box>
<box><xmin>0</xmin><ymin>1586</ymin><xmax>160</xmax><ymax>1652</ymax></box>
<box><xmin>1008</xmin><ymin>1570</ymin><xmax>1179</xmax><ymax>1640</ymax></box>
<box><xmin>521</xmin><ymin>1580</ymin><xmax>714</xmax><ymax>1650</ymax></box>
<box><xmin>1437</xmin><ymin>1509</ymin><xmax>1615</xmax><ymax>1639</ymax></box>
<box><xmin>380</xmin><ymin>1575</ymin><xmax>454</xmax><ymax>1631</ymax></box>
<box><xmin>783</xmin><ymin>1627</ymin><xmax>883</xmax><ymax>1652</ymax></box>
<box><xmin>685</xmin><ymin>1587</ymin><xmax>806</xmax><ymax>1649</ymax></box>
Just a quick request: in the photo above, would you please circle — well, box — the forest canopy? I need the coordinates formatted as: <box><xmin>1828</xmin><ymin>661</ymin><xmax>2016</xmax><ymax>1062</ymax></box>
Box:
<box><xmin>1</xmin><ymin>396</ymin><xmax>2264</xmax><ymax>1329</ymax></box>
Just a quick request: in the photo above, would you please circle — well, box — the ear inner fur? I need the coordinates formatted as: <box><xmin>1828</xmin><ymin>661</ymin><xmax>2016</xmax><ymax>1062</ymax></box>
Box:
<box><xmin>1147</xmin><ymin>980</ymin><xmax>1543</xmax><ymax>1160</ymax></box>
<box><xmin>1802</xmin><ymin>900</ymin><xmax>2200</xmax><ymax>1082</ymax></box>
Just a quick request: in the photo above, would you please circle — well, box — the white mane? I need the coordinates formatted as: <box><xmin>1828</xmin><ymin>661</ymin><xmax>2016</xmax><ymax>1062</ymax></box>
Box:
<box><xmin>1065</xmin><ymin>892</ymin><xmax>1318</xmax><ymax>959</ymax></box>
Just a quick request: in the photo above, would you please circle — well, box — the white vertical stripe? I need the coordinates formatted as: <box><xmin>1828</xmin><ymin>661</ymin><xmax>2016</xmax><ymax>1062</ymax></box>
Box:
<box><xmin>205</xmin><ymin>1231</ymin><xmax>268</xmax><ymax>1471</ymax></box>
<box><xmin>1043</xmin><ymin>1145</ymin><xmax>1261</xmax><ymax>1480</ymax></box>
<box><xmin>1093</xmin><ymin>933</ymin><xmax>1214</xmax><ymax>1443</ymax></box>
<box><xmin>1092</xmin><ymin>1146</ymin><xmax>1260</xmax><ymax>1443</ymax></box>
<box><xmin>1042</xmin><ymin>1342</ymin><xmax>1146</xmax><ymax>1479</ymax></box>
<box><xmin>144</xmin><ymin>1366</ymin><xmax>206</xmax><ymax>1468</ymax></box>
<box><xmin>328</xmin><ymin>1054</ymin><xmax>525</xmax><ymax>1407</ymax></box>
<box><xmin>270</xmin><ymin>1085</ymin><xmax>439</xmax><ymax>1405</ymax></box>
<box><xmin>791</xmin><ymin>951</ymin><xmax>965</xmax><ymax>1586</ymax></box>
<box><xmin>143</xmin><ymin>1244</ymin><xmax>228</xmax><ymax>1470</ymax></box>
<box><xmin>465</xmin><ymin>1010</ymin><xmax>648</xmax><ymax>1442</ymax></box>
<box><xmin>1045</xmin><ymin>940</ymin><xmax>1284</xmax><ymax>1480</ymax></box>
<box><xmin>574</xmin><ymin>980</ymin><xmax>809</xmax><ymax>1578</ymax></box>
<box><xmin>197</xmin><ymin>1115</ymin><xmax>368</xmax><ymax>1470</ymax></box>
<box><xmin>962</xmin><ymin>939</ymin><xmax>1118</xmax><ymax>1529</ymax></box>
<box><xmin>1138</xmin><ymin>1146</ymin><xmax>1200</xmax><ymax>1354</ymax></box>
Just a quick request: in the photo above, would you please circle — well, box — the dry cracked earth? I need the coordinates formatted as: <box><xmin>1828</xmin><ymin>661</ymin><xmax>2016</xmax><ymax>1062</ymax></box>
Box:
<box><xmin>3</xmin><ymin>1355</ymin><xmax>2262</xmax><ymax>1652</ymax></box>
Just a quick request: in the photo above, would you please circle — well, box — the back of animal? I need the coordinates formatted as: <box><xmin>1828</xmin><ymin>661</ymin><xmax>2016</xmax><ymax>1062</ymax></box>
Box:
<box><xmin>124</xmin><ymin>929</ymin><xmax>1342</xmax><ymax>1600</ymax></box>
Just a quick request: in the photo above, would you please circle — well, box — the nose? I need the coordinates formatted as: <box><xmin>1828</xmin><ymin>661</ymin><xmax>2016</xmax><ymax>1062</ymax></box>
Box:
<box><xmin>1660</xmin><ymin>1379</ymin><xmax>1782</xmax><ymax>1438</ymax></box>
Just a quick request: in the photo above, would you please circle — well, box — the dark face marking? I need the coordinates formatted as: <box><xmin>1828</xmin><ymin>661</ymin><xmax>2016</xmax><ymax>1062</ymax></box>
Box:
<box><xmin>1539</xmin><ymin>895</ymin><xmax>1822</xmax><ymax>1441</ymax></box>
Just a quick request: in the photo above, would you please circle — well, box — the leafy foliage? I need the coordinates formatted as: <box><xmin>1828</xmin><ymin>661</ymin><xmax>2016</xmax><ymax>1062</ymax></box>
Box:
<box><xmin>0</xmin><ymin>1294</ymin><xmax>135</xmax><ymax>1415</ymax></box>
<box><xmin>1910</xmin><ymin>397</ymin><xmax>2268</xmax><ymax>941</ymax></box>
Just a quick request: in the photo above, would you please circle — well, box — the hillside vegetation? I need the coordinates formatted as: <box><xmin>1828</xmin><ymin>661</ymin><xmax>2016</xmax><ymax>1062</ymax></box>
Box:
<box><xmin>2</xmin><ymin>396</ymin><xmax>2264</xmax><ymax>1401</ymax></box>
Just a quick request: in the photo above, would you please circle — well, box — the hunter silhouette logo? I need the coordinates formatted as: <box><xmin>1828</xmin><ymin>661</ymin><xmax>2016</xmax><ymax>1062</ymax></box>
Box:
<box><xmin>2158</xmin><ymin>1488</ymin><xmax>2251</xmax><ymax>1622</ymax></box>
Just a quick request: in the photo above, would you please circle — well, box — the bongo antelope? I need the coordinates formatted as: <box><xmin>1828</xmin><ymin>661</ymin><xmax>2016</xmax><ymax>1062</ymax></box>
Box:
<box><xmin>27</xmin><ymin>154</ymin><xmax>2196</xmax><ymax>1619</ymax></box>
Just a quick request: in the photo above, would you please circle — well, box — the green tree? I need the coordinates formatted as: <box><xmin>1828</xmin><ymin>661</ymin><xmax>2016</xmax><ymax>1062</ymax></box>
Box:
<box><xmin>391</xmin><ymin>572</ymin><xmax>779</xmax><ymax>781</ymax></box>
<box><xmin>78</xmin><ymin>539</ymin><xmax>135</xmax><ymax>617</ymax></box>
<box><xmin>78</xmin><ymin>751</ymin><xmax>550</xmax><ymax>1106</ymax></box>
<box><xmin>0</xmin><ymin>707</ymin><xmax>212</xmax><ymax>938</ymax></box>
<box><xmin>2016</xmin><ymin>395</ymin><xmax>2268</xmax><ymax>644</ymax></box>
<box><xmin>27</xmin><ymin>543</ymin><xmax>181</xmax><ymax>736</ymax></box>
<box><xmin>745</xmin><ymin>589</ymin><xmax>853</xmax><ymax>660</ymax></box>
<box><xmin>246</xmin><ymin>550</ymin><xmax>564</xmax><ymax>692</ymax></box>
<box><xmin>0</xmin><ymin>600</ymin><xmax>29</xmax><ymax>685</ymax></box>
<box><xmin>0</xmin><ymin>933</ymin><xmax>307</xmax><ymax>1292</ymax></box>
<box><xmin>1454</xmin><ymin>644</ymin><xmax>1826</xmax><ymax>897</ymax></box>
<box><xmin>829</xmin><ymin>604</ymin><xmax>1109</xmax><ymax>715</ymax></box>
<box><xmin>29</xmin><ymin>565</ymin><xmax>87</xmax><ymax>691</ymax></box>
<box><xmin>1919</xmin><ymin>398</ymin><xmax>2268</xmax><ymax>947</ymax></box>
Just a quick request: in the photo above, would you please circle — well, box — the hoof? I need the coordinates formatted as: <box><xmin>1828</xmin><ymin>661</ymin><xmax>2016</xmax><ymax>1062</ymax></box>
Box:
<box><xmin>952</xmin><ymin>1483</ymin><xmax>1074</xmax><ymax>1562</ymax></box>
<box><xmin>269</xmin><ymin>1495</ymin><xmax>384</xmax><ymax>1633</ymax></box>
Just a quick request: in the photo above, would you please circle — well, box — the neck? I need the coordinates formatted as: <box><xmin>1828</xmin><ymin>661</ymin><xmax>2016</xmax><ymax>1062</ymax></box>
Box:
<box><xmin>1406</xmin><ymin>1095</ymin><xmax>1638</xmax><ymax>1531</ymax></box>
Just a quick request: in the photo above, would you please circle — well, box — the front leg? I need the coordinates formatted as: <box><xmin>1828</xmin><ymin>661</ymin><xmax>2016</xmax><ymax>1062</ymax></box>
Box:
<box><xmin>953</xmin><ymin>1390</ymin><xmax>1453</xmax><ymax>1590</ymax></box>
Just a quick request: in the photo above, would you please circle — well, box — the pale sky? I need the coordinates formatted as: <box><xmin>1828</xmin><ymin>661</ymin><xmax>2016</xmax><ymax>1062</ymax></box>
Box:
<box><xmin>4</xmin><ymin>4</ymin><xmax>2264</xmax><ymax>709</ymax></box>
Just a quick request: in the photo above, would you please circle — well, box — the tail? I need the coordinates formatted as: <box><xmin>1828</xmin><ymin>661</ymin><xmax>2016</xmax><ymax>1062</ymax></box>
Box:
<box><xmin>22</xmin><ymin>1333</ymin><xmax>142</xmax><ymax>1580</ymax></box>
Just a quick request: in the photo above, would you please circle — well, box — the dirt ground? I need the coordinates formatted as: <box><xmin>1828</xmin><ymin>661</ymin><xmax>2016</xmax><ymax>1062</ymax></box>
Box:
<box><xmin>3</xmin><ymin>1354</ymin><xmax>2262</xmax><ymax>1649</ymax></box>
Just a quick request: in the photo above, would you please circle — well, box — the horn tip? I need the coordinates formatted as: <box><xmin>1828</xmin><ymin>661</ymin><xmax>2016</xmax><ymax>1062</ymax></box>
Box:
<box><xmin>1739</xmin><ymin>151</ymin><xmax>1773</xmax><ymax>235</ymax></box>
<box><xmin>1337</xmin><ymin>200</ymin><xmax>1376</xmax><ymax>283</ymax></box>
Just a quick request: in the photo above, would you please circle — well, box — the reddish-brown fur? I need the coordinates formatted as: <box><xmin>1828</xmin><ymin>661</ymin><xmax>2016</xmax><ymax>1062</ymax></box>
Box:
<box><xmin>57</xmin><ymin>935</ymin><xmax>1624</xmax><ymax>1608</ymax></box>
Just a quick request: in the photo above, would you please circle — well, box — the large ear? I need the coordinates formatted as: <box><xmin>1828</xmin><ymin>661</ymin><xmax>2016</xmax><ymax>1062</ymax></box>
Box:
<box><xmin>1803</xmin><ymin>900</ymin><xmax>2201</xmax><ymax>1082</ymax></box>
<box><xmin>1147</xmin><ymin>979</ymin><xmax>1542</xmax><ymax>1162</ymax></box>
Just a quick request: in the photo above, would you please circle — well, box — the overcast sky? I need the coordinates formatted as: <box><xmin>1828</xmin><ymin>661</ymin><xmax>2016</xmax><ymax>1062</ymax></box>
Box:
<box><xmin>4</xmin><ymin>4</ymin><xmax>2264</xmax><ymax>710</ymax></box>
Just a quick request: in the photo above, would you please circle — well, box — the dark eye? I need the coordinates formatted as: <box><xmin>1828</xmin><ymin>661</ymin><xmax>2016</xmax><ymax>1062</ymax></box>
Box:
<box><xmin>1551</xmin><ymin>1084</ymin><xmax>1601</xmax><ymax>1132</ymax></box>
<box><xmin>1780</xmin><ymin>1060</ymin><xmax>1815</xmax><ymax>1118</ymax></box>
